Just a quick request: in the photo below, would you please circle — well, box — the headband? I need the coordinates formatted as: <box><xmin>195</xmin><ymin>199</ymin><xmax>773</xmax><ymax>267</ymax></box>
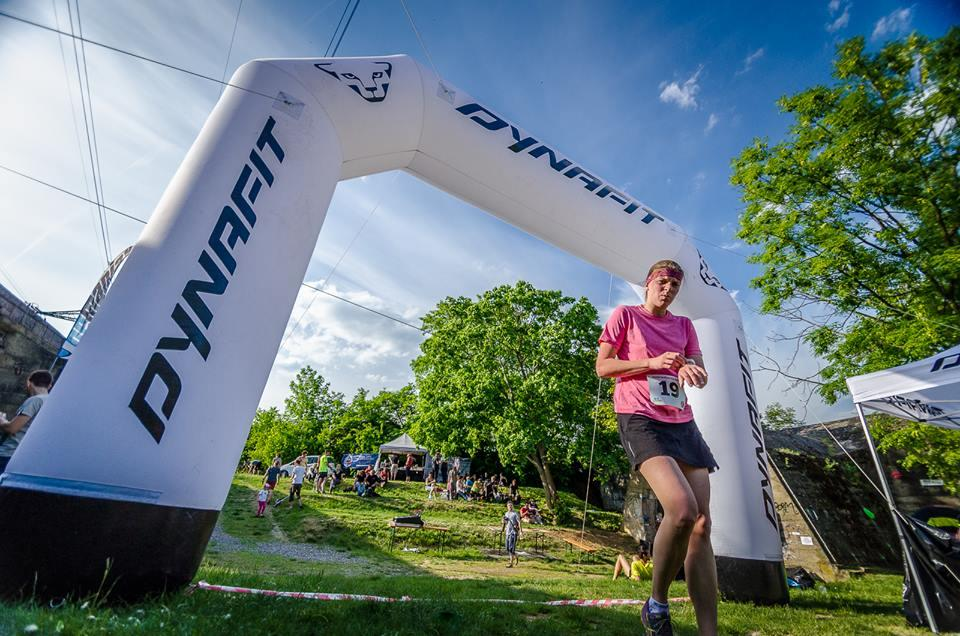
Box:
<box><xmin>646</xmin><ymin>268</ymin><xmax>684</xmax><ymax>285</ymax></box>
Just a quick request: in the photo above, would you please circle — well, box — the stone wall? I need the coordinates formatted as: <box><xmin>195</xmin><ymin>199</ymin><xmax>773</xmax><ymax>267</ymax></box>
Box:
<box><xmin>0</xmin><ymin>284</ymin><xmax>63</xmax><ymax>417</ymax></box>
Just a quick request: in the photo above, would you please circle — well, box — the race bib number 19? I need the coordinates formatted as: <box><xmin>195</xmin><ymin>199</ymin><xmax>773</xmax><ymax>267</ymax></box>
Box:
<box><xmin>648</xmin><ymin>374</ymin><xmax>686</xmax><ymax>410</ymax></box>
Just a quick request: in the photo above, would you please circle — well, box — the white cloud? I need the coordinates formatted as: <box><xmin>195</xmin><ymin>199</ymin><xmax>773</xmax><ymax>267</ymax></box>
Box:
<box><xmin>692</xmin><ymin>171</ymin><xmax>707</xmax><ymax>191</ymax></box>
<box><xmin>736</xmin><ymin>48</ymin><xmax>765</xmax><ymax>75</ymax></box>
<box><xmin>659</xmin><ymin>66</ymin><xmax>703</xmax><ymax>110</ymax></box>
<box><xmin>704</xmin><ymin>113</ymin><xmax>719</xmax><ymax>133</ymax></box>
<box><xmin>721</xmin><ymin>240</ymin><xmax>744</xmax><ymax>251</ymax></box>
<box><xmin>728</xmin><ymin>289</ymin><xmax>741</xmax><ymax>310</ymax></box>
<box><xmin>872</xmin><ymin>7</ymin><xmax>913</xmax><ymax>41</ymax></box>
<box><xmin>826</xmin><ymin>1</ymin><xmax>851</xmax><ymax>33</ymax></box>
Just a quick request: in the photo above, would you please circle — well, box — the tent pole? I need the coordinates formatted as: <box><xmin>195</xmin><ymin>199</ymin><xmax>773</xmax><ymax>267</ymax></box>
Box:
<box><xmin>856</xmin><ymin>403</ymin><xmax>939</xmax><ymax>633</ymax></box>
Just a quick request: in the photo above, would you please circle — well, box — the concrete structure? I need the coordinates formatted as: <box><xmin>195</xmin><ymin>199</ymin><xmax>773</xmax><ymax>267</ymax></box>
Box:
<box><xmin>0</xmin><ymin>283</ymin><xmax>63</xmax><ymax>417</ymax></box>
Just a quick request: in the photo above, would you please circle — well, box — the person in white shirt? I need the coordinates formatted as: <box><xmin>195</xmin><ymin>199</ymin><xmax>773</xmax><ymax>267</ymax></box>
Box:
<box><xmin>288</xmin><ymin>458</ymin><xmax>306</xmax><ymax>509</ymax></box>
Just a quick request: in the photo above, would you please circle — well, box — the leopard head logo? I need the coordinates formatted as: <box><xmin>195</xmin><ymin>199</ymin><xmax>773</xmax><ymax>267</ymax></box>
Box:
<box><xmin>697</xmin><ymin>250</ymin><xmax>727</xmax><ymax>291</ymax></box>
<box><xmin>314</xmin><ymin>61</ymin><xmax>392</xmax><ymax>103</ymax></box>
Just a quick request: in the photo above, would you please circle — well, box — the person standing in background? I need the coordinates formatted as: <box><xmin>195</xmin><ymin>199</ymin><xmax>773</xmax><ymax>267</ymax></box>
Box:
<box><xmin>0</xmin><ymin>370</ymin><xmax>52</xmax><ymax>474</ymax></box>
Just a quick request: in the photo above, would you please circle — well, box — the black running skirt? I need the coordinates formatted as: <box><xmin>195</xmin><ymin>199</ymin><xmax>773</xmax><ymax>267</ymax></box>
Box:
<box><xmin>616</xmin><ymin>413</ymin><xmax>719</xmax><ymax>473</ymax></box>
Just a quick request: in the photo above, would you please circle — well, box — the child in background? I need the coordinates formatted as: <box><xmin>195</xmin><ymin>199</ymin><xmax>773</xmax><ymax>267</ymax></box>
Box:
<box><xmin>256</xmin><ymin>487</ymin><xmax>269</xmax><ymax>517</ymax></box>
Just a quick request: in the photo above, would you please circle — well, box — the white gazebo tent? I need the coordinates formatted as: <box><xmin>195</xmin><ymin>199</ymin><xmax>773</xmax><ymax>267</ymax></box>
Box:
<box><xmin>846</xmin><ymin>344</ymin><xmax>960</xmax><ymax>633</ymax></box>
<box><xmin>376</xmin><ymin>433</ymin><xmax>430</xmax><ymax>474</ymax></box>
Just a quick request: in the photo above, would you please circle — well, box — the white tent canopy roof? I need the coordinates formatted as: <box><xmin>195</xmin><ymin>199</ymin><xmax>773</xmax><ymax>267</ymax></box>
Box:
<box><xmin>378</xmin><ymin>432</ymin><xmax>429</xmax><ymax>454</ymax></box>
<box><xmin>846</xmin><ymin>344</ymin><xmax>960</xmax><ymax>429</ymax></box>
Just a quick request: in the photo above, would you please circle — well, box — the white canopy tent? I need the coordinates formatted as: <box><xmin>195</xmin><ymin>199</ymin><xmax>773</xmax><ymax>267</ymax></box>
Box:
<box><xmin>376</xmin><ymin>433</ymin><xmax>429</xmax><ymax>474</ymax></box>
<box><xmin>378</xmin><ymin>432</ymin><xmax>429</xmax><ymax>456</ymax></box>
<box><xmin>846</xmin><ymin>343</ymin><xmax>960</xmax><ymax>634</ymax></box>
<box><xmin>847</xmin><ymin>344</ymin><xmax>960</xmax><ymax>429</ymax></box>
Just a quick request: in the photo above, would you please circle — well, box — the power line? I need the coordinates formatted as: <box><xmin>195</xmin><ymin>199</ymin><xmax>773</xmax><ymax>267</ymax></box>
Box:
<box><xmin>0</xmin><ymin>164</ymin><xmax>147</xmax><ymax>224</ymax></box>
<box><xmin>219</xmin><ymin>0</ymin><xmax>244</xmax><ymax>94</ymax></box>
<box><xmin>324</xmin><ymin>0</ymin><xmax>352</xmax><ymax>57</ymax></box>
<box><xmin>51</xmin><ymin>0</ymin><xmax>102</xmax><ymax>264</ymax></box>
<box><xmin>0</xmin><ymin>262</ymin><xmax>27</xmax><ymax>299</ymax></box>
<box><xmin>75</xmin><ymin>0</ymin><xmax>112</xmax><ymax>259</ymax></box>
<box><xmin>3</xmin><ymin>7</ymin><xmax>955</xmax><ymax>338</ymax></box>
<box><xmin>0</xmin><ymin>162</ymin><xmax>425</xmax><ymax>333</ymax></box>
<box><xmin>64</xmin><ymin>0</ymin><xmax>109</xmax><ymax>265</ymax></box>
<box><xmin>0</xmin><ymin>10</ymin><xmax>283</xmax><ymax>104</ymax></box>
<box><xmin>329</xmin><ymin>0</ymin><xmax>360</xmax><ymax>57</ymax></box>
<box><xmin>301</xmin><ymin>282</ymin><xmax>425</xmax><ymax>332</ymax></box>
<box><xmin>398</xmin><ymin>0</ymin><xmax>439</xmax><ymax>79</ymax></box>
<box><xmin>280</xmin><ymin>172</ymin><xmax>399</xmax><ymax>349</ymax></box>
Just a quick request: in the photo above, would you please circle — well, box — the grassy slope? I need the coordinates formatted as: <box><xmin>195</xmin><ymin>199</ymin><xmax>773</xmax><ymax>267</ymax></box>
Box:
<box><xmin>0</xmin><ymin>474</ymin><xmax>929</xmax><ymax>635</ymax></box>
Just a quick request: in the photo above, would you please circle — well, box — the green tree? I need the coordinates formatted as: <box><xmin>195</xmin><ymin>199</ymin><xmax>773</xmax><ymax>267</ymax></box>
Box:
<box><xmin>872</xmin><ymin>416</ymin><xmax>960</xmax><ymax>495</ymax></box>
<box><xmin>588</xmin><ymin>386</ymin><xmax>632</xmax><ymax>484</ymax></box>
<box><xmin>762</xmin><ymin>402</ymin><xmax>804</xmax><ymax>430</ymax></box>
<box><xmin>732</xmin><ymin>30</ymin><xmax>960</xmax><ymax>402</ymax></box>
<box><xmin>332</xmin><ymin>385</ymin><xmax>416</xmax><ymax>455</ymax></box>
<box><xmin>242</xmin><ymin>406</ymin><xmax>288</xmax><ymax>464</ymax></box>
<box><xmin>732</xmin><ymin>31</ymin><xmax>960</xmax><ymax>479</ymax></box>
<box><xmin>279</xmin><ymin>366</ymin><xmax>345</xmax><ymax>460</ymax></box>
<box><xmin>410</xmin><ymin>281</ymin><xmax>601</xmax><ymax>510</ymax></box>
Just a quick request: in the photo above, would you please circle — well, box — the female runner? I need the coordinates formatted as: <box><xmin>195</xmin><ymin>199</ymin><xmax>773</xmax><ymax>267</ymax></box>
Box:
<box><xmin>596</xmin><ymin>259</ymin><xmax>717</xmax><ymax>636</ymax></box>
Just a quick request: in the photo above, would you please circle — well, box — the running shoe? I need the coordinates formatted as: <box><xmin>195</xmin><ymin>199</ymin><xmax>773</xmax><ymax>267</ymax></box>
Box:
<box><xmin>641</xmin><ymin>598</ymin><xmax>673</xmax><ymax>635</ymax></box>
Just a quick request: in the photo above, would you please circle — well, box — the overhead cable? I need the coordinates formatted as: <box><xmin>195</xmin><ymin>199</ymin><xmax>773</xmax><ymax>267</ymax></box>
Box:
<box><xmin>0</xmin><ymin>10</ymin><xmax>282</xmax><ymax>103</ymax></box>
<box><xmin>219</xmin><ymin>0</ymin><xmax>243</xmax><ymax>95</ymax></box>
<box><xmin>329</xmin><ymin>0</ymin><xmax>360</xmax><ymax>57</ymax></box>
<box><xmin>65</xmin><ymin>0</ymin><xmax>110</xmax><ymax>264</ymax></box>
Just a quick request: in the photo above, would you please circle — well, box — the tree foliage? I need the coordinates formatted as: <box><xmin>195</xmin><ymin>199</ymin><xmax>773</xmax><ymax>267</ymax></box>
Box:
<box><xmin>329</xmin><ymin>385</ymin><xmax>416</xmax><ymax>455</ymax></box>
<box><xmin>762</xmin><ymin>402</ymin><xmax>804</xmax><ymax>430</ymax></box>
<box><xmin>732</xmin><ymin>30</ymin><xmax>960</xmax><ymax>402</ymax></box>
<box><xmin>872</xmin><ymin>417</ymin><xmax>960</xmax><ymax>495</ymax></box>
<box><xmin>409</xmin><ymin>281</ymin><xmax>614</xmax><ymax>509</ymax></box>
<box><xmin>733</xmin><ymin>30</ymin><xmax>960</xmax><ymax>487</ymax></box>
<box><xmin>242</xmin><ymin>406</ymin><xmax>288</xmax><ymax>463</ymax></box>
<box><xmin>282</xmin><ymin>366</ymin><xmax>346</xmax><ymax>457</ymax></box>
<box><xmin>241</xmin><ymin>368</ymin><xmax>416</xmax><ymax>464</ymax></box>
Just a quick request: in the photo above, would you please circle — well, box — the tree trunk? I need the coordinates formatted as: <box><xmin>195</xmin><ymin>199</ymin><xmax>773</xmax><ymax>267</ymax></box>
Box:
<box><xmin>527</xmin><ymin>445</ymin><xmax>559</xmax><ymax>510</ymax></box>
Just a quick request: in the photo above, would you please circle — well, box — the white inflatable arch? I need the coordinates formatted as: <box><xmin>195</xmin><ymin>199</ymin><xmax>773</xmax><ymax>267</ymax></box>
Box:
<box><xmin>0</xmin><ymin>56</ymin><xmax>786</xmax><ymax>603</ymax></box>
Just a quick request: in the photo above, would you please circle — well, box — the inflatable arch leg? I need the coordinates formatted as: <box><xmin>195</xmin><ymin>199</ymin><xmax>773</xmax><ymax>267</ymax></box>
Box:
<box><xmin>0</xmin><ymin>56</ymin><xmax>787</xmax><ymax>604</ymax></box>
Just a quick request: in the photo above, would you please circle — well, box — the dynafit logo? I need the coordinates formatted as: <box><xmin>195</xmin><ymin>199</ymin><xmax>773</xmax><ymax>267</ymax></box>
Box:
<box><xmin>314</xmin><ymin>61</ymin><xmax>392</xmax><ymax>103</ymax></box>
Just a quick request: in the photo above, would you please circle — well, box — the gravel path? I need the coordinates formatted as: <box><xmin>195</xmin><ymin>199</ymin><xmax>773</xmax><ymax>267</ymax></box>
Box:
<box><xmin>209</xmin><ymin>522</ymin><xmax>365</xmax><ymax>565</ymax></box>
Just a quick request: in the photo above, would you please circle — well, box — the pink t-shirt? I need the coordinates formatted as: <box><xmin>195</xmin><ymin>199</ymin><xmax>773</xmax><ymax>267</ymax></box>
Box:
<box><xmin>598</xmin><ymin>305</ymin><xmax>702</xmax><ymax>423</ymax></box>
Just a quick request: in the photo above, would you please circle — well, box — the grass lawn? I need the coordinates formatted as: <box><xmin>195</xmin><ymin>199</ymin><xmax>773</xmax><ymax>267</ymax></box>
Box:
<box><xmin>0</xmin><ymin>474</ymin><xmax>930</xmax><ymax>635</ymax></box>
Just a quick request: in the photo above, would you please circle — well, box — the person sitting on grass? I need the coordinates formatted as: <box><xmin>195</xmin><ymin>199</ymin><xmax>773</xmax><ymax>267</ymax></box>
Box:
<box><xmin>470</xmin><ymin>479</ymin><xmax>483</xmax><ymax>501</ymax></box>
<box><xmin>354</xmin><ymin>471</ymin><xmax>366</xmax><ymax>497</ymax></box>
<box><xmin>329</xmin><ymin>463</ymin><xmax>344</xmax><ymax>491</ymax></box>
<box><xmin>363</xmin><ymin>466</ymin><xmax>381</xmax><ymax>497</ymax></box>
<box><xmin>613</xmin><ymin>550</ymin><xmax>653</xmax><ymax>581</ymax></box>
<box><xmin>425</xmin><ymin>473</ymin><xmax>436</xmax><ymax>499</ymax></box>
<box><xmin>521</xmin><ymin>500</ymin><xmax>544</xmax><ymax>525</ymax></box>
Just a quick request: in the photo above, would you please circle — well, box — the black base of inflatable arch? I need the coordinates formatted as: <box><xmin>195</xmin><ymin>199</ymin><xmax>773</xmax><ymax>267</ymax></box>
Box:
<box><xmin>717</xmin><ymin>555</ymin><xmax>789</xmax><ymax>605</ymax></box>
<box><xmin>0</xmin><ymin>487</ymin><xmax>217</xmax><ymax>602</ymax></box>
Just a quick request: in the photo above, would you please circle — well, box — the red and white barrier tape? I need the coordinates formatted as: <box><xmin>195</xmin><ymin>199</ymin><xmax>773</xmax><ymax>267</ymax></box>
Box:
<box><xmin>195</xmin><ymin>581</ymin><xmax>689</xmax><ymax>607</ymax></box>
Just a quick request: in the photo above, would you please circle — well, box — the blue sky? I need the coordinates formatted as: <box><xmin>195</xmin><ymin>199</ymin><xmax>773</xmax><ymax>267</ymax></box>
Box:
<box><xmin>0</xmin><ymin>0</ymin><xmax>956</xmax><ymax>421</ymax></box>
